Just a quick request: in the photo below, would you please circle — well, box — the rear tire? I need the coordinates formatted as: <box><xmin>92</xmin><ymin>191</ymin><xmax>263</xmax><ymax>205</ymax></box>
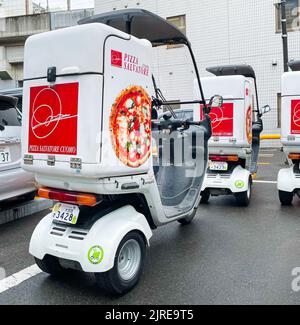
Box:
<box><xmin>95</xmin><ymin>231</ymin><xmax>146</xmax><ymax>296</ymax></box>
<box><xmin>35</xmin><ymin>255</ymin><xmax>65</xmax><ymax>276</ymax></box>
<box><xmin>279</xmin><ymin>190</ymin><xmax>293</xmax><ymax>206</ymax></box>
<box><xmin>200</xmin><ymin>190</ymin><xmax>210</xmax><ymax>204</ymax></box>
<box><xmin>235</xmin><ymin>179</ymin><xmax>252</xmax><ymax>207</ymax></box>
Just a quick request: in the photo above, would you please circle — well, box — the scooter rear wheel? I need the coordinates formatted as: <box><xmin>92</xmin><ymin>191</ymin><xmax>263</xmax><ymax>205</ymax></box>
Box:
<box><xmin>279</xmin><ymin>190</ymin><xmax>293</xmax><ymax>206</ymax></box>
<box><xmin>235</xmin><ymin>178</ymin><xmax>252</xmax><ymax>207</ymax></box>
<box><xmin>35</xmin><ymin>255</ymin><xmax>65</xmax><ymax>276</ymax></box>
<box><xmin>200</xmin><ymin>190</ymin><xmax>210</xmax><ymax>204</ymax></box>
<box><xmin>95</xmin><ymin>231</ymin><xmax>146</xmax><ymax>296</ymax></box>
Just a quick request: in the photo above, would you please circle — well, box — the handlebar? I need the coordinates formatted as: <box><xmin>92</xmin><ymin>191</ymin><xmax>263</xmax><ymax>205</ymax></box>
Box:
<box><xmin>152</xmin><ymin>118</ymin><xmax>206</xmax><ymax>134</ymax></box>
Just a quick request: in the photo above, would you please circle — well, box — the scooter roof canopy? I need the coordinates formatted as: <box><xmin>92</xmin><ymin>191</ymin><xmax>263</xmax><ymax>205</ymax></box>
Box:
<box><xmin>207</xmin><ymin>64</ymin><xmax>256</xmax><ymax>80</ymax></box>
<box><xmin>288</xmin><ymin>60</ymin><xmax>300</xmax><ymax>71</ymax></box>
<box><xmin>78</xmin><ymin>9</ymin><xmax>189</xmax><ymax>47</ymax></box>
<box><xmin>0</xmin><ymin>95</ymin><xmax>18</xmax><ymax>108</ymax></box>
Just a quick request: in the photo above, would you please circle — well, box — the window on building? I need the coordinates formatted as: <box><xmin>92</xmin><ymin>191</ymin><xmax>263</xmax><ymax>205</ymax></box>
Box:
<box><xmin>276</xmin><ymin>0</ymin><xmax>300</xmax><ymax>32</ymax></box>
<box><xmin>166</xmin><ymin>15</ymin><xmax>186</xmax><ymax>49</ymax></box>
<box><xmin>277</xmin><ymin>93</ymin><xmax>282</xmax><ymax>128</ymax></box>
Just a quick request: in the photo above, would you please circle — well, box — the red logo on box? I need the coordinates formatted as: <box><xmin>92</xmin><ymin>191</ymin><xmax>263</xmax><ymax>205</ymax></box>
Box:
<box><xmin>201</xmin><ymin>103</ymin><xmax>234</xmax><ymax>136</ymax></box>
<box><xmin>111</xmin><ymin>50</ymin><xmax>123</xmax><ymax>68</ymax></box>
<box><xmin>28</xmin><ymin>83</ymin><xmax>79</xmax><ymax>155</ymax></box>
<box><xmin>291</xmin><ymin>100</ymin><xmax>300</xmax><ymax>134</ymax></box>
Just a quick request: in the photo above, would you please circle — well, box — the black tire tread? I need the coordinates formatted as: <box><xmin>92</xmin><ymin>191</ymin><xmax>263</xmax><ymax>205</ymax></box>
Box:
<box><xmin>35</xmin><ymin>255</ymin><xmax>65</xmax><ymax>276</ymax></box>
<box><xmin>279</xmin><ymin>190</ymin><xmax>293</xmax><ymax>206</ymax></box>
<box><xmin>95</xmin><ymin>231</ymin><xmax>146</xmax><ymax>296</ymax></box>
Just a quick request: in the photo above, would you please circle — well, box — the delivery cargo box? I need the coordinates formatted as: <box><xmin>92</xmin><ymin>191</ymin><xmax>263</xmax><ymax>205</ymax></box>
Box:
<box><xmin>21</xmin><ymin>23</ymin><xmax>154</xmax><ymax>187</ymax></box>
<box><xmin>194</xmin><ymin>75</ymin><xmax>253</xmax><ymax>148</ymax></box>
<box><xmin>281</xmin><ymin>71</ymin><xmax>300</xmax><ymax>149</ymax></box>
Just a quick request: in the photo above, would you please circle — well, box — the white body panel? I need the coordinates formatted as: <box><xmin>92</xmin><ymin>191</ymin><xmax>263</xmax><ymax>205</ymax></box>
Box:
<box><xmin>281</xmin><ymin>71</ymin><xmax>300</xmax><ymax>153</ymax></box>
<box><xmin>202</xmin><ymin>165</ymin><xmax>250</xmax><ymax>194</ymax></box>
<box><xmin>29</xmin><ymin>205</ymin><xmax>153</xmax><ymax>273</ymax></box>
<box><xmin>277</xmin><ymin>167</ymin><xmax>300</xmax><ymax>193</ymax></box>
<box><xmin>21</xmin><ymin>23</ymin><xmax>154</xmax><ymax>191</ymax></box>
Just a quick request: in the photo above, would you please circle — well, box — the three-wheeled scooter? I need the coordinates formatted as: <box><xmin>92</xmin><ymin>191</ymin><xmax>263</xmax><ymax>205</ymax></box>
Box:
<box><xmin>278</xmin><ymin>60</ymin><xmax>300</xmax><ymax>205</ymax></box>
<box><xmin>195</xmin><ymin>65</ymin><xmax>270</xmax><ymax>206</ymax></box>
<box><xmin>21</xmin><ymin>9</ymin><xmax>222</xmax><ymax>295</ymax></box>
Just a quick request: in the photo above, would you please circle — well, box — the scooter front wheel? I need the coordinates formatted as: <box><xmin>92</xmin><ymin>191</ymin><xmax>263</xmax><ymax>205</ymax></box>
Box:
<box><xmin>279</xmin><ymin>190</ymin><xmax>293</xmax><ymax>206</ymax></box>
<box><xmin>95</xmin><ymin>231</ymin><xmax>146</xmax><ymax>296</ymax></box>
<box><xmin>177</xmin><ymin>209</ymin><xmax>196</xmax><ymax>225</ymax></box>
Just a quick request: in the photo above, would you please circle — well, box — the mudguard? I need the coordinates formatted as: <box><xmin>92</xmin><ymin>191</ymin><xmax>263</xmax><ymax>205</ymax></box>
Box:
<box><xmin>277</xmin><ymin>167</ymin><xmax>299</xmax><ymax>193</ymax></box>
<box><xmin>30</xmin><ymin>205</ymin><xmax>153</xmax><ymax>273</ymax></box>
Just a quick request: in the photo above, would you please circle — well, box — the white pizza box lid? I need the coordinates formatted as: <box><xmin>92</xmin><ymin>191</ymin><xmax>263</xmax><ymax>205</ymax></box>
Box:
<box><xmin>282</xmin><ymin>71</ymin><xmax>300</xmax><ymax>97</ymax></box>
<box><xmin>23</xmin><ymin>23</ymin><xmax>129</xmax><ymax>80</ymax></box>
<box><xmin>201</xmin><ymin>75</ymin><xmax>247</xmax><ymax>100</ymax></box>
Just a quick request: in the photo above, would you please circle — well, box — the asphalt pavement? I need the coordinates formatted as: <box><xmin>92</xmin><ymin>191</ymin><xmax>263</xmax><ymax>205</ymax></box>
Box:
<box><xmin>1</xmin><ymin>148</ymin><xmax>300</xmax><ymax>305</ymax></box>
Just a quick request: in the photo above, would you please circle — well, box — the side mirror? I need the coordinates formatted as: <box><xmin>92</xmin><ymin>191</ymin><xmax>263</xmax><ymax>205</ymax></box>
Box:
<box><xmin>261</xmin><ymin>105</ymin><xmax>271</xmax><ymax>115</ymax></box>
<box><xmin>207</xmin><ymin>95</ymin><xmax>223</xmax><ymax>112</ymax></box>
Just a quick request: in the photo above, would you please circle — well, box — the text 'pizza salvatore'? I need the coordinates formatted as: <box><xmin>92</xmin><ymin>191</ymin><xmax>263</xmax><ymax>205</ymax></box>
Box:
<box><xmin>110</xmin><ymin>86</ymin><xmax>152</xmax><ymax>168</ymax></box>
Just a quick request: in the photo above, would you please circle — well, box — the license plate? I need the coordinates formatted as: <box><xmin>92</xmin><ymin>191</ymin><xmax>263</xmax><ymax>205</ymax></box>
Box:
<box><xmin>52</xmin><ymin>203</ymin><xmax>80</xmax><ymax>225</ymax></box>
<box><xmin>209</xmin><ymin>161</ymin><xmax>228</xmax><ymax>171</ymax></box>
<box><xmin>0</xmin><ymin>147</ymin><xmax>11</xmax><ymax>164</ymax></box>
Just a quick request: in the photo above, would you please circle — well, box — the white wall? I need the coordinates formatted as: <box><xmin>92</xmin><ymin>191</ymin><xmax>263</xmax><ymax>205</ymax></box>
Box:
<box><xmin>95</xmin><ymin>0</ymin><xmax>300</xmax><ymax>142</ymax></box>
<box><xmin>0</xmin><ymin>0</ymin><xmax>33</xmax><ymax>18</ymax></box>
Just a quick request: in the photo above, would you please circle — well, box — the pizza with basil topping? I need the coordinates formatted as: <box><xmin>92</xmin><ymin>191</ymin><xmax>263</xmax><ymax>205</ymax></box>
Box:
<box><xmin>110</xmin><ymin>85</ymin><xmax>152</xmax><ymax>168</ymax></box>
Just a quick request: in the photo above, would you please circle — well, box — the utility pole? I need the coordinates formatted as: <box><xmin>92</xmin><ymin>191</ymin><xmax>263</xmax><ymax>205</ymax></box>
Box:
<box><xmin>67</xmin><ymin>0</ymin><xmax>71</xmax><ymax>11</ymax></box>
<box><xmin>280</xmin><ymin>0</ymin><xmax>289</xmax><ymax>72</ymax></box>
<box><xmin>25</xmin><ymin>0</ymin><xmax>29</xmax><ymax>15</ymax></box>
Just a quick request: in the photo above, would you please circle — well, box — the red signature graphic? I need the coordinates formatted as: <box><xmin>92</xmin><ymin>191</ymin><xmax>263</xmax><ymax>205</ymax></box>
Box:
<box><xmin>201</xmin><ymin>103</ymin><xmax>234</xmax><ymax>136</ymax></box>
<box><xmin>28</xmin><ymin>83</ymin><xmax>79</xmax><ymax>155</ymax></box>
<box><xmin>291</xmin><ymin>100</ymin><xmax>300</xmax><ymax>134</ymax></box>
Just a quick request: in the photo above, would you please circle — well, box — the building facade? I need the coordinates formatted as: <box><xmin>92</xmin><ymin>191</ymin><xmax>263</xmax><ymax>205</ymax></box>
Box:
<box><xmin>0</xmin><ymin>1</ymin><xmax>93</xmax><ymax>89</ymax></box>
<box><xmin>95</xmin><ymin>0</ymin><xmax>300</xmax><ymax>139</ymax></box>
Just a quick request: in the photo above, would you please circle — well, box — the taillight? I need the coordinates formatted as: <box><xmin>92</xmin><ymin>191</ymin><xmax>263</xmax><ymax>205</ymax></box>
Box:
<box><xmin>38</xmin><ymin>187</ymin><xmax>97</xmax><ymax>207</ymax></box>
<box><xmin>209</xmin><ymin>155</ymin><xmax>239</xmax><ymax>162</ymax></box>
<box><xmin>288</xmin><ymin>153</ymin><xmax>300</xmax><ymax>160</ymax></box>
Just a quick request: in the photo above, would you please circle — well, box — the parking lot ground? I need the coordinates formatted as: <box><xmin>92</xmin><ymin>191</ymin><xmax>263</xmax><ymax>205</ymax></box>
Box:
<box><xmin>1</xmin><ymin>148</ymin><xmax>300</xmax><ymax>305</ymax></box>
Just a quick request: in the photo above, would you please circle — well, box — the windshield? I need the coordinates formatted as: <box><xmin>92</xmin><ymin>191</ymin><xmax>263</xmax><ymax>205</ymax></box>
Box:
<box><xmin>0</xmin><ymin>100</ymin><xmax>21</xmax><ymax>127</ymax></box>
<box><xmin>160</xmin><ymin>110</ymin><xmax>193</xmax><ymax>121</ymax></box>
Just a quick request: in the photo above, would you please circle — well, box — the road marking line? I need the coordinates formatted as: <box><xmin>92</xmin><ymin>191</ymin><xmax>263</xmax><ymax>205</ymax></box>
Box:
<box><xmin>259</xmin><ymin>154</ymin><xmax>274</xmax><ymax>158</ymax></box>
<box><xmin>258</xmin><ymin>162</ymin><xmax>271</xmax><ymax>166</ymax></box>
<box><xmin>253</xmin><ymin>180</ymin><xmax>277</xmax><ymax>184</ymax></box>
<box><xmin>0</xmin><ymin>264</ymin><xmax>42</xmax><ymax>294</ymax></box>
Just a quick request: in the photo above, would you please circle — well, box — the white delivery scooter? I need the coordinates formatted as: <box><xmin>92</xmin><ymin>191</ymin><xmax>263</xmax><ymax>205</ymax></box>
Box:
<box><xmin>278</xmin><ymin>60</ymin><xmax>300</xmax><ymax>205</ymax></box>
<box><xmin>195</xmin><ymin>65</ymin><xmax>270</xmax><ymax>206</ymax></box>
<box><xmin>21</xmin><ymin>9</ymin><xmax>222</xmax><ymax>295</ymax></box>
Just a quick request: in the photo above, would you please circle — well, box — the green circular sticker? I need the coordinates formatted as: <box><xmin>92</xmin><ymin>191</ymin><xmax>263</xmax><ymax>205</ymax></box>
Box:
<box><xmin>88</xmin><ymin>246</ymin><xmax>104</xmax><ymax>265</ymax></box>
<box><xmin>235</xmin><ymin>180</ymin><xmax>245</xmax><ymax>189</ymax></box>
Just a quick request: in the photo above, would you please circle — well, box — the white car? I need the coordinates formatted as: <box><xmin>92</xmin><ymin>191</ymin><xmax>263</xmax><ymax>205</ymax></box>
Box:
<box><xmin>0</xmin><ymin>95</ymin><xmax>35</xmax><ymax>203</ymax></box>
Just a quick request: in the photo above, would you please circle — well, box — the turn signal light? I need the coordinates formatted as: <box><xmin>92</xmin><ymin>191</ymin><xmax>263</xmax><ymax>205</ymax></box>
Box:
<box><xmin>38</xmin><ymin>187</ymin><xmax>98</xmax><ymax>207</ymax></box>
<box><xmin>288</xmin><ymin>153</ymin><xmax>300</xmax><ymax>160</ymax></box>
<box><xmin>209</xmin><ymin>155</ymin><xmax>239</xmax><ymax>162</ymax></box>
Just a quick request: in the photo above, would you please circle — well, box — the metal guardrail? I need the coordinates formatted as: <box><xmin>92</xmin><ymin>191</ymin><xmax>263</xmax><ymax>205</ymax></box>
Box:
<box><xmin>0</xmin><ymin>199</ymin><xmax>53</xmax><ymax>226</ymax></box>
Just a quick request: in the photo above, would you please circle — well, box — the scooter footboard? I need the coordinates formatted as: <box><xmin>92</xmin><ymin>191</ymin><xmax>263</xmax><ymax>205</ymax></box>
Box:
<box><xmin>29</xmin><ymin>205</ymin><xmax>153</xmax><ymax>273</ymax></box>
